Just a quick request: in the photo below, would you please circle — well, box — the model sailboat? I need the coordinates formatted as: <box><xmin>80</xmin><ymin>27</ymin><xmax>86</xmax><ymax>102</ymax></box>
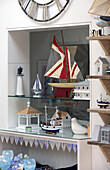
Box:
<box><xmin>88</xmin><ymin>0</ymin><xmax>110</xmax><ymax>16</ymax></box>
<box><xmin>32</xmin><ymin>74</ymin><xmax>42</xmax><ymax>97</ymax></box>
<box><xmin>44</xmin><ymin>36</ymin><xmax>84</xmax><ymax>98</ymax></box>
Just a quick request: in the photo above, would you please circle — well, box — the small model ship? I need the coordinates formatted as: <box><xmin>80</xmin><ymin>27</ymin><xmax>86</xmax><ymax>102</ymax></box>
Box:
<box><xmin>97</xmin><ymin>94</ymin><xmax>109</xmax><ymax>108</ymax></box>
<box><xmin>41</xmin><ymin>106</ymin><xmax>61</xmax><ymax>134</ymax></box>
<box><xmin>106</xmin><ymin>67</ymin><xmax>110</xmax><ymax>75</ymax></box>
<box><xmin>44</xmin><ymin>35</ymin><xmax>84</xmax><ymax>98</ymax></box>
<box><xmin>32</xmin><ymin>74</ymin><xmax>42</xmax><ymax>97</ymax></box>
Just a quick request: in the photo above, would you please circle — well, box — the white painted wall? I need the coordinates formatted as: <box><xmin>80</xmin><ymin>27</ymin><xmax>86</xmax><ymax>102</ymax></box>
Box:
<box><xmin>0</xmin><ymin>0</ymin><xmax>110</xmax><ymax>169</ymax></box>
<box><xmin>8</xmin><ymin>31</ymin><xmax>30</xmax><ymax>128</ymax></box>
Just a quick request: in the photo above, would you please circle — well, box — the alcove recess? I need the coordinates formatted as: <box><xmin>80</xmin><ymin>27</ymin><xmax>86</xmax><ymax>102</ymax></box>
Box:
<box><xmin>6</xmin><ymin>25</ymin><xmax>91</xmax><ymax>170</ymax></box>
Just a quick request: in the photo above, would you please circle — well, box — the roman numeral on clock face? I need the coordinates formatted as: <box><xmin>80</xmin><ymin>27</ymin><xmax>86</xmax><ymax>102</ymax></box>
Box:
<box><xmin>19</xmin><ymin>0</ymin><xmax>31</xmax><ymax>9</ymax></box>
<box><xmin>26</xmin><ymin>1</ymin><xmax>37</xmax><ymax>19</ymax></box>
<box><xmin>43</xmin><ymin>5</ymin><xmax>49</xmax><ymax>21</ymax></box>
<box><xmin>55</xmin><ymin>0</ymin><xmax>63</xmax><ymax>11</ymax></box>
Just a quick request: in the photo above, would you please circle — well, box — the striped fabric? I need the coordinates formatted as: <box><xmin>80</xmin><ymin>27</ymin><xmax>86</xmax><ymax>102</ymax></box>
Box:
<box><xmin>44</xmin><ymin>36</ymin><xmax>83</xmax><ymax>80</ymax></box>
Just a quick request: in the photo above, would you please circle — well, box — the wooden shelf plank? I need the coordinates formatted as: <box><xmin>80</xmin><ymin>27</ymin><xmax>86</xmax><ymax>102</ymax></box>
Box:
<box><xmin>87</xmin><ymin>141</ymin><xmax>110</xmax><ymax>146</ymax></box>
<box><xmin>86</xmin><ymin>75</ymin><xmax>110</xmax><ymax>79</ymax></box>
<box><xmin>100</xmin><ymin>79</ymin><xmax>110</xmax><ymax>95</ymax></box>
<box><xmin>86</xmin><ymin>36</ymin><xmax>110</xmax><ymax>56</ymax></box>
<box><xmin>87</xmin><ymin>108</ymin><xmax>110</xmax><ymax>114</ymax></box>
<box><xmin>99</xmin><ymin>145</ymin><xmax>110</xmax><ymax>162</ymax></box>
<box><xmin>87</xmin><ymin>108</ymin><xmax>110</xmax><ymax>124</ymax></box>
<box><xmin>86</xmin><ymin>36</ymin><xmax>110</xmax><ymax>40</ymax></box>
<box><xmin>98</xmin><ymin>40</ymin><xmax>110</xmax><ymax>56</ymax></box>
<box><xmin>86</xmin><ymin>75</ymin><xmax>110</xmax><ymax>95</ymax></box>
<box><xmin>88</xmin><ymin>141</ymin><xmax>110</xmax><ymax>162</ymax></box>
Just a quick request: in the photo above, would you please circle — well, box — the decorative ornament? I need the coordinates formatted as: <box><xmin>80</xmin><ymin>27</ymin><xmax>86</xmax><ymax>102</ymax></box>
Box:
<box><xmin>18</xmin><ymin>0</ymin><xmax>70</xmax><ymax>22</ymax></box>
<box><xmin>16</xmin><ymin>66</ymin><xmax>25</xmax><ymax>97</ymax></box>
<box><xmin>88</xmin><ymin>0</ymin><xmax>110</xmax><ymax>16</ymax></box>
<box><xmin>71</xmin><ymin>118</ymin><xmax>87</xmax><ymax>135</ymax></box>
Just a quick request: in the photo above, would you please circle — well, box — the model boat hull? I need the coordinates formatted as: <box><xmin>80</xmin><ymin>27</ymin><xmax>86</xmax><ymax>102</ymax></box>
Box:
<box><xmin>32</xmin><ymin>89</ymin><xmax>42</xmax><ymax>98</ymax></box>
<box><xmin>32</xmin><ymin>90</ymin><xmax>42</xmax><ymax>94</ymax></box>
<box><xmin>97</xmin><ymin>100</ymin><xmax>109</xmax><ymax>108</ymax></box>
<box><xmin>41</xmin><ymin>125</ymin><xmax>60</xmax><ymax>133</ymax></box>
<box><xmin>48</xmin><ymin>83</ymin><xmax>74</xmax><ymax>98</ymax></box>
<box><xmin>48</xmin><ymin>83</ymin><xmax>74</xmax><ymax>88</ymax></box>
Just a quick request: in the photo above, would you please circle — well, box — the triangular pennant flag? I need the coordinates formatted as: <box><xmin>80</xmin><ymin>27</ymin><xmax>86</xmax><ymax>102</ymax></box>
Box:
<box><xmin>50</xmin><ymin>141</ymin><xmax>55</xmax><ymax>150</ymax></box>
<box><xmin>29</xmin><ymin>140</ymin><xmax>34</xmax><ymax>147</ymax></box>
<box><xmin>1</xmin><ymin>136</ymin><xmax>5</xmax><ymax>143</ymax></box>
<box><xmin>66</xmin><ymin>143</ymin><xmax>72</xmax><ymax>152</ymax></box>
<box><xmin>19</xmin><ymin>137</ymin><xmax>23</xmax><ymax>145</ymax></box>
<box><xmin>10</xmin><ymin>136</ymin><xmax>14</xmax><ymax>144</ymax></box>
<box><xmin>55</xmin><ymin>141</ymin><xmax>60</xmax><ymax>151</ymax></box>
<box><xmin>39</xmin><ymin>140</ymin><xmax>44</xmax><ymax>149</ymax></box>
<box><xmin>5</xmin><ymin>136</ymin><xmax>9</xmax><ymax>143</ymax></box>
<box><xmin>34</xmin><ymin>139</ymin><xmax>38</xmax><ymax>148</ymax></box>
<box><xmin>15</xmin><ymin>137</ymin><xmax>19</xmax><ymax>145</ymax></box>
<box><xmin>44</xmin><ymin>140</ymin><xmax>49</xmax><ymax>149</ymax></box>
<box><xmin>61</xmin><ymin>142</ymin><xmax>66</xmax><ymax>151</ymax></box>
<box><xmin>24</xmin><ymin>139</ymin><xmax>28</xmax><ymax>146</ymax></box>
<box><xmin>73</xmin><ymin>144</ymin><xmax>77</xmax><ymax>153</ymax></box>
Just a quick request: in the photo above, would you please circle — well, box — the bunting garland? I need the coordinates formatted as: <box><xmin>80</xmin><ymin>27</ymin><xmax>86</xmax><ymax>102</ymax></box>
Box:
<box><xmin>55</xmin><ymin>141</ymin><xmax>60</xmax><ymax>151</ymax></box>
<box><xmin>29</xmin><ymin>140</ymin><xmax>34</xmax><ymax>147</ymax></box>
<box><xmin>0</xmin><ymin>135</ymin><xmax>77</xmax><ymax>152</ymax></box>
<box><xmin>34</xmin><ymin>139</ymin><xmax>39</xmax><ymax>148</ymax></box>
<box><xmin>10</xmin><ymin>136</ymin><xmax>15</xmax><ymax>144</ymax></box>
<box><xmin>15</xmin><ymin>137</ymin><xmax>19</xmax><ymax>145</ymax></box>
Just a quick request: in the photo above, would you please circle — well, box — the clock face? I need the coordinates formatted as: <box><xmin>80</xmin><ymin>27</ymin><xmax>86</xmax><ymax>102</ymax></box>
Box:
<box><xmin>18</xmin><ymin>0</ymin><xmax>70</xmax><ymax>22</ymax></box>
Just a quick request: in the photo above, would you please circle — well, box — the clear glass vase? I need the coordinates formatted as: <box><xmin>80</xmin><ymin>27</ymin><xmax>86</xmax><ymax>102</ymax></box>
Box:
<box><xmin>23</xmin><ymin>158</ymin><xmax>36</xmax><ymax>170</ymax></box>
<box><xmin>2</xmin><ymin>150</ymin><xmax>14</xmax><ymax>161</ymax></box>
<box><xmin>0</xmin><ymin>156</ymin><xmax>11</xmax><ymax>170</ymax></box>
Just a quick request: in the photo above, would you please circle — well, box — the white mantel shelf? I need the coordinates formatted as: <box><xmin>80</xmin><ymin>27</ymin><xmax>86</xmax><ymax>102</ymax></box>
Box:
<box><xmin>0</xmin><ymin>129</ymin><xmax>92</xmax><ymax>170</ymax></box>
<box><xmin>0</xmin><ymin>129</ymin><xmax>78</xmax><ymax>144</ymax></box>
<box><xmin>0</xmin><ymin>129</ymin><xmax>90</xmax><ymax>152</ymax></box>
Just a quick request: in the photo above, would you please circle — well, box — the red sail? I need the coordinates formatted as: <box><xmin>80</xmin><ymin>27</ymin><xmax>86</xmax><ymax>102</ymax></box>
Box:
<box><xmin>44</xmin><ymin>36</ymin><xmax>83</xmax><ymax>81</ymax></box>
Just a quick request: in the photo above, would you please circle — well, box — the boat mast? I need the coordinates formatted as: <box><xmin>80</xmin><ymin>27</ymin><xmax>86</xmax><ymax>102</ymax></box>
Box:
<box><xmin>61</xmin><ymin>30</ymin><xmax>70</xmax><ymax>83</ymax></box>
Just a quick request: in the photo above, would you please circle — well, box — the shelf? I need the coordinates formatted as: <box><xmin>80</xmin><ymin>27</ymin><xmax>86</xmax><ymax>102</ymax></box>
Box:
<box><xmin>8</xmin><ymin>95</ymin><xmax>73</xmax><ymax>101</ymax></box>
<box><xmin>87</xmin><ymin>108</ymin><xmax>110</xmax><ymax>124</ymax></box>
<box><xmin>0</xmin><ymin>128</ymin><xmax>89</xmax><ymax>141</ymax></box>
<box><xmin>86</xmin><ymin>36</ymin><xmax>110</xmax><ymax>40</ymax></box>
<box><xmin>8</xmin><ymin>95</ymin><xmax>90</xmax><ymax>102</ymax></box>
<box><xmin>86</xmin><ymin>36</ymin><xmax>110</xmax><ymax>56</ymax></box>
<box><xmin>87</xmin><ymin>36</ymin><xmax>110</xmax><ymax>163</ymax></box>
<box><xmin>74</xmin><ymin>90</ymin><xmax>90</xmax><ymax>93</ymax></box>
<box><xmin>87</xmin><ymin>141</ymin><xmax>110</xmax><ymax>162</ymax></box>
<box><xmin>86</xmin><ymin>75</ymin><xmax>110</xmax><ymax>95</ymax></box>
<box><xmin>73</xmin><ymin>98</ymin><xmax>90</xmax><ymax>101</ymax></box>
<box><xmin>86</xmin><ymin>75</ymin><xmax>110</xmax><ymax>79</ymax></box>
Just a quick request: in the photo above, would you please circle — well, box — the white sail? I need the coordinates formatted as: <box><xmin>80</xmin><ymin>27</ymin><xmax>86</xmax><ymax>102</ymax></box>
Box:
<box><xmin>32</xmin><ymin>74</ymin><xmax>42</xmax><ymax>92</ymax></box>
<box><xmin>37</xmin><ymin>74</ymin><xmax>42</xmax><ymax>90</ymax></box>
<box><xmin>88</xmin><ymin>0</ymin><xmax>110</xmax><ymax>16</ymax></box>
<box><xmin>33</xmin><ymin>80</ymin><xmax>37</xmax><ymax>90</ymax></box>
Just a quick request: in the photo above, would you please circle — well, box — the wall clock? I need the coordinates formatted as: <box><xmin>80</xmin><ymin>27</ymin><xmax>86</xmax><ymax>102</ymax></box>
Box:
<box><xmin>18</xmin><ymin>0</ymin><xmax>70</xmax><ymax>22</ymax></box>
